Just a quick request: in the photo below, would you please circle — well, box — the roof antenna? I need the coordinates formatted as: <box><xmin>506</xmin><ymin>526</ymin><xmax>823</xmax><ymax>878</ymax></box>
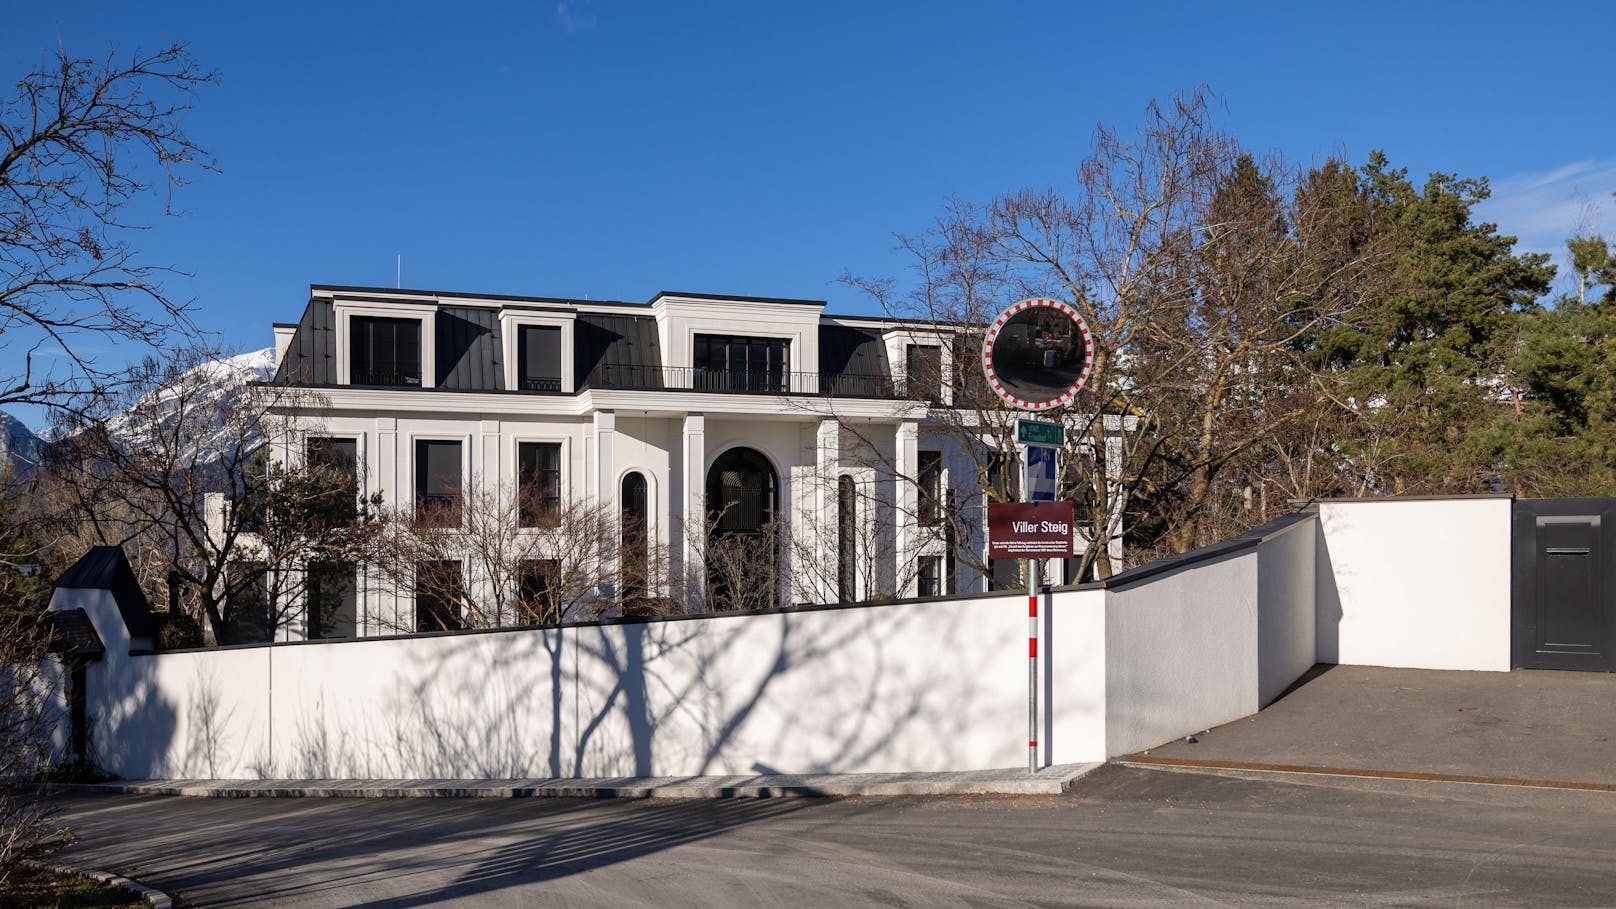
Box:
<box><xmin>396</xmin><ymin>254</ymin><xmax>401</xmax><ymax>289</ymax></box>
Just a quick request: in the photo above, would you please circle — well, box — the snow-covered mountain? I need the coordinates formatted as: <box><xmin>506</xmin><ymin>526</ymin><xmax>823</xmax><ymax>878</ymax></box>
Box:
<box><xmin>0</xmin><ymin>410</ymin><xmax>42</xmax><ymax>472</ymax></box>
<box><xmin>103</xmin><ymin>348</ymin><xmax>279</xmax><ymax>466</ymax></box>
<box><xmin>0</xmin><ymin>348</ymin><xmax>279</xmax><ymax>483</ymax></box>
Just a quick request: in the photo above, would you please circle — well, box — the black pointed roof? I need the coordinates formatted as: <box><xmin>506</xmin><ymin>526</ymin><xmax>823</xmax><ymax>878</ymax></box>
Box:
<box><xmin>53</xmin><ymin>546</ymin><xmax>155</xmax><ymax>640</ymax></box>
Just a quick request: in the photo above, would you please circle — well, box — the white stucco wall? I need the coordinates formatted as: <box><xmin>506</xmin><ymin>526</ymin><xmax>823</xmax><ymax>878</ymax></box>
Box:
<box><xmin>1256</xmin><ymin>518</ymin><xmax>1317</xmax><ymax>706</ymax></box>
<box><xmin>78</xmin><ymin>591</ymin><xmax>1089</xmax><ymax>779</ymax></box>
<box><xmin>268</xmin><ymin>630</ymin><xmax>567</xmax><ymax>778</ymax></box>
<box><xmin>1103</xmin><ymin>550</ymin><xmax>1261</xmax><ymax>757</ymax></box>
<box><xmin>572</xmin><ymin>595</ymin><xmax>1033</xmax><ymax>776</ymax></box>
<box><xmin>1316</xmin><ymin>497</ymin><xmax>1512</xmax><ymax>671</ymax></box>
<box><xmin>91</xmin><ymin>644</ymin><xmax>271</xmax><ymax>779</ymax></box>
<box><xmin>65</xmin><ymin>496</ymin><xmax>1529</xmax><ymax>779</ymax></box>
<box><xmin>1044</xmin><ymin>587</ymin><xmax>1108</xmax><ymax>765</ymax></box>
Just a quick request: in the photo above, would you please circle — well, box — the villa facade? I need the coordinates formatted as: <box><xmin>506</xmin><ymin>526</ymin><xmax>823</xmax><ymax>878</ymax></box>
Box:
<box><xmin>256</xmin><ymin>284</ymin><xmax>1120</xmax><ymax>639</ymax></box>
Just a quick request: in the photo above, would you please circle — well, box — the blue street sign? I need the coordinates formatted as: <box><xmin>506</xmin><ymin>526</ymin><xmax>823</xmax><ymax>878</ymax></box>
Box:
<box><xmin>1026</xmin><ymin>445</ymin><xmax>1057</xmax><ymax>502</ymax></box>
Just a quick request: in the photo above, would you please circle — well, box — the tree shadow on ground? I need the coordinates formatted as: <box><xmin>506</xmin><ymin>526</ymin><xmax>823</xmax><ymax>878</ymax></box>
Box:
<box><xmin>56</xmin><ymin>793</ymin><xmax>829</xmax><ymax>907</ymax></box>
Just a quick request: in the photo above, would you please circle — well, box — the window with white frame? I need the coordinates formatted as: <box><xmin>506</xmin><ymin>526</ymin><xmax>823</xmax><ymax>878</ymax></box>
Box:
<box><xmin>350</xmin><ymin>316</ymin><xmax>422</xmax><ymax>387</ymax></box>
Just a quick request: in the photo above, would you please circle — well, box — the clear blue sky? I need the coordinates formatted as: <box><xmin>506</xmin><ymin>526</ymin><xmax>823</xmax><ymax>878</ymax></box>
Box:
<box><xmin>6</xmin><ymin>0</ymin><xmax>1615</xmax><ymax>427</ymax></box>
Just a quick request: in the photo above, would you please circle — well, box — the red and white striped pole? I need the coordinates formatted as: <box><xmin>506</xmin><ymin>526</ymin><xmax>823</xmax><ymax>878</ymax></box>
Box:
<box><xmin>1027</xmin><ymin>556</ymin><xmax>1039</xmax><ymax>774</ymax></box>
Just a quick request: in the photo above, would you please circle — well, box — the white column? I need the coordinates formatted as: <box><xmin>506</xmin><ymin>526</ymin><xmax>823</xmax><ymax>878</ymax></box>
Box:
<box><xmin>681</xmin><ymin>413</ymin><xmax>706</xmax><ymax>600</ymax></box>
<box><xmin>815</xmin><ymin>418</ymin><xmax>840</xmax><ymax>604</ymax></box>
<box><xmin>374</xmin><ymin>417</ymin><xmax>399</xmax><ymax>636</ymax></box>
<box><xmin>594</xmin><ymin>410</ymin><xmax>617</xmax><ymax>509</ymax></box>
<box><xmin>895</xmin><ymin>420</ymin><xmax>919</xmax><ymax>598</ymax></box>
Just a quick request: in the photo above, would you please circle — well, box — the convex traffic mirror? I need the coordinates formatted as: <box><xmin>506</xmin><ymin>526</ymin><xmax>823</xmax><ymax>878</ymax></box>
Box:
<box><xmin>982</xmin><ymin>299</ymin><xmax>1094</xmax><ymax>411</ymax></box>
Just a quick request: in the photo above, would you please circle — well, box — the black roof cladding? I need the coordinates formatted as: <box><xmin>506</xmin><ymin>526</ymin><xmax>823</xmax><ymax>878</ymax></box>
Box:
<box><xmin>819</xmin><ymin>325</ymin><xmax>890</xmax><ymax>379</ymax></box>
<box><xmin>436</xmin><ymin>306</ymin><xmax>505</xmax><ymax>391</ymax></box>
<box><xmin>576</xmin><ymin>314</ymin><xmax>662</xmax><ymax>387</ymax></box>
<box><xmin>274</xmin><ymin>288</ymin><xmax>922</xmax><ymax>393</ymax></box>
<box><xmin>53</xmin><ymin>545</ymin><xmax>156</xmax><ymax>640</ymax></box>
<box><xmin>306</xmin><ymin>284</ymin><xmax>827</xmax><ymax>308</ymax></box>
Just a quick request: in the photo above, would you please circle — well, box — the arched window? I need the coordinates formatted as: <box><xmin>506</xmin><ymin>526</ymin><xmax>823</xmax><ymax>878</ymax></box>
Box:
<box><xmin>704</xmin><ymin>447</ymin><xmax>780</xmax><ymax>609</ymax></box>
<box><xmin>837</xmin><ymin>475</ymin><xmax>857</xmax><ymax>603</ymax></box>
<box><xmin>621</xmin><ymin>472</ymin><xmax>648</xmax><ymax>603</ymax></box>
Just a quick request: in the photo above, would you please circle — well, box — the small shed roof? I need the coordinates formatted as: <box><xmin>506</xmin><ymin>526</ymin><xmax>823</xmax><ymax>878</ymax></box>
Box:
<box><xmin>44</xmin><ymin>609</ymin><xmax>105</xmax><ymax>658</ymax></box>
<box><xmin>53</xmin><ymin>546</ymin><xmax>156</xmax><ymax>640</ymax></box>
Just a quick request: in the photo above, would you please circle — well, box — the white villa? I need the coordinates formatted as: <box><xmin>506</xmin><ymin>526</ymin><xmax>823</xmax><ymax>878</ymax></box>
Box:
<box><xmin>255</xmin><ymin>283</ymin><xmax>1120</xmax><ymax>639</ymax></box>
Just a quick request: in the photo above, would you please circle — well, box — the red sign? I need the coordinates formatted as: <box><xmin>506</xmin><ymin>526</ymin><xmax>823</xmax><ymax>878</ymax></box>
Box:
<box><xmin>987</xmin><ymin>501</ymin><xmax>1075</xmax><ymax>558</ymax></box>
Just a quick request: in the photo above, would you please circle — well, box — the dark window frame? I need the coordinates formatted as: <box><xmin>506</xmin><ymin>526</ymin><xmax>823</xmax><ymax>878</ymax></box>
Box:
<box><xmin>307</xmin><ymin>436</ymin><xmax>360</xmax><ymax>523</ymax></box>
<box><xmin>414</xmin><ymin>439</ymin><xmax>463</xmax><ymax>527</ymax></box>
<box><xmin>516</xmin><ymin>323</ymin><xmax>564</xmax><ymax>393</ymax></box>
<box><xmin>518</xmin><ymin>558</ymin><xmax>561</xmax><ymax>625</ymax></box>
<box><xmin>518</xmin><ymin>441</ymin><xmax>563</xmax><ymax>527</ymax></box>
<box><xmin>905</xmin><ymin>344</ymin><xmax>943</xmax><ymax>402</ymax></box>
<box><xmin>917</xmin><ymin>450</ymin><xmax>943</xmax><ymax>526</ymax></box>
<box><xmin>415</xmin><ymin>559</ymin><xmax>465</xmax><ymax>632</ymax></box>
<box><xmin>307</xmin><ymin>561</ymin><xmax>358</xmax><ymax>639</ymax></box>
<box><xmin>693</xmin><ymin>334</ymin><xmax>790</xmax><ymax>393</ymax></box>
<box><xmin>620</xmin><ymin>471</ymin><xmax>649</xmax><ymax>603</ymax></box>
<box><xmin>837</xmin><ymin>474</ymin><xmax>857</xmax><ymax>604</ymax></box>
<box><xmin>350</xmin><ymin>315</ymin><xmax>423</xmax><ymax>387</ymax></box>
<box><xmin>918</xmin><ymin>556</ymin><xmax>942</xmax><ymax>598</ymax></box>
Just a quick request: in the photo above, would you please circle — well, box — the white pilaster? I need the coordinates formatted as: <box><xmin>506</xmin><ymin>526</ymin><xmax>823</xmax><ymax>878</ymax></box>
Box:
<box><xmin>816</xmin><ymin>418</ymin><xmax>840</xmax><ymax>604</ymax></box>
<box><xmin>594</xmin><ymin>410</ymin><xmax>617</xmax><ymax>508</ymax></box>
<box><xmin>895</xmin><ymin>420</ymin><xmax>919</xmax><ymax>598</ymax></box>
<box><xmin>375</xmin><ymin>417</ymin><xmax>399</xmax><ymax>636</ymax></box>
<box><xmin>479</xmin><ymin>419</ymin><xmax>501</xmax><ymax>497</ymax></box>
<box><xmin>681</xmin><ymin>413</ymin><xmax>706</xmax><ymax>599</ymax></box>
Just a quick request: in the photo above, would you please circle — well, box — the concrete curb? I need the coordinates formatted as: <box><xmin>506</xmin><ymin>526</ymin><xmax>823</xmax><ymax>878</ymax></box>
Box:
<box><xmin>56</xmin><ymin>763</ymin><xmax>1099</xmax><ymax>800</ymax></box>
<box><xmin>42</xmin><ymin>863</ymin><xmax>174</xmax><ymax>909</ymax></box>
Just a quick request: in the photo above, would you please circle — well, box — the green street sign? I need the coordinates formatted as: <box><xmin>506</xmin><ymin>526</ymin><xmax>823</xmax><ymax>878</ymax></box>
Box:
<box><xmin>1016</xmin><ymin>418</ymin><xmax>1064</xmax><ymax>447</ymax></box>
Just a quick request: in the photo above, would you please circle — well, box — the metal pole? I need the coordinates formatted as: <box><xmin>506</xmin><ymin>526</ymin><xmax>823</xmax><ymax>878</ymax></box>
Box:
<box><xmin>1028</xmin><ymin>556</ymin><xmax>1039</xmax><ymax>774</ymax></box>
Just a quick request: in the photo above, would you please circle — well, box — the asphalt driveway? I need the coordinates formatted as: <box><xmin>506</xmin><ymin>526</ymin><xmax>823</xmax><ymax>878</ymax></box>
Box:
<box><xmin>1139</xmin><ymin>664</ymin><xmax>1616</xmax><ymax>786</ymax></box>
<box><xmin>51</xmin><ymin>764</ymin><xmax>1616</xmax><ymax>907</ymax></box>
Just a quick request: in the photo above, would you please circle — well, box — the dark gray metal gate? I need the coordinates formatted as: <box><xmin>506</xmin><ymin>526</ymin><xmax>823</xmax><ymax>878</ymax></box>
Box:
<box><xmin>1512</xmin><ymin>498</ymin><xmax>1616</xmax><ymax>671</ymax></box>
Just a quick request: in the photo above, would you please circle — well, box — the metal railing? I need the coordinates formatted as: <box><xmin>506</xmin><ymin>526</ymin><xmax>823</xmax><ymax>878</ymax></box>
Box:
<box><xmin>351</xmin><ymin>369</ymin><xmax>422</xmax><ymax>387</ymax></box>
<box><xmin>517</xmin><ymin>376</ymin><xmax>564</xmax><ymax>393</ymax></box>
<box><xmin>579</xmin><ymin>365</ymin><xmax>943</xmax><ymax>401</ymax></box>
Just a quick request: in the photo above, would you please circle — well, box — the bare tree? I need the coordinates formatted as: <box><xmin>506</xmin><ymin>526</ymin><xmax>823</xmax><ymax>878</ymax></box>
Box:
<box><xmin>677</xmin><ymin>514</ymin><xmax>788</xmax><ymax>613</ymax></box>
<box><xmin>367</xmin><ymin>489</ymin><xmax>635</xmax><ymax>631</ymax></box>
<box><xmin>843</xmin><ymin>89</ymin><xmax>1390</xmax><ymax>572</ymax></box>
<box><xmin>0</xmin><ymin>615</ymin><xmax>64</xmax><ymax>882</ymax></box>
<box><xmin>1</xmin><ymin>43</ymin><xmax>215</xmax><ymax>411</ymax></box>
<box><xmin>48</xmin><ymin>346</ymin><xmax>376</xmax><ymax>644</ymax></box>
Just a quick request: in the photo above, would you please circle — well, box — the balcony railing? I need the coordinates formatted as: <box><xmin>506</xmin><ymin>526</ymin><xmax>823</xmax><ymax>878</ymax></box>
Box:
<box><xmin>351</xmin><ymin>369</ymin><xmax>422</xmax><ymax>387</ymax></box>
<box><xmin>581</xmin><ymin>365</ymin><xmax>941</xmax><ymax>401</ymax></box>
<box><xmin>517</xmin><ymin>376</ymin><xmax>564</xmax><ymax>393</ymax></box>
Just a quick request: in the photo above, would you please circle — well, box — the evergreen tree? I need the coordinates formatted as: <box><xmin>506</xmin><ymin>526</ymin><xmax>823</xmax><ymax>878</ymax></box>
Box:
<box><xmin>1314</xmin><ymin>151</ymin><xmax>1555</xmax><ymax>493</ymax></box>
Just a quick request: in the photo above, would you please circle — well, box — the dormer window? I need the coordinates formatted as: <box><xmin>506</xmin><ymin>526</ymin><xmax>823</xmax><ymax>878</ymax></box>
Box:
<box><xmin>694</xmin><ymin>334</ymin><xmax>788</xmax><ymax>393</ymax></box>
<box><xmin>350</xmin><ymin>316</ymin><xmax>422</xmax><ymax>387</ymax></box>
<box><xmin>905</xmin><ymin>344</ymin><xmax>943</xmax><ymax>402</ymax></box>
<box><xmin>517</xmin><ymin>325</ymin><xmax>563</xmax><ymax>392</ymax></box>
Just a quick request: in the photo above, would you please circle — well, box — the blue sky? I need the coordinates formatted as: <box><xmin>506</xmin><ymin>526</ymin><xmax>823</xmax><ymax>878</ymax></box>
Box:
<box><xmin>5</xmin><ymin>1</ymin><xmax>1615</xmax><ymax>427</ymax></box>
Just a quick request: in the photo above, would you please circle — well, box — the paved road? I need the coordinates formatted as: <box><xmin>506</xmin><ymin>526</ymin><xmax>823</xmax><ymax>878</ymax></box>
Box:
<box><xmin>52</xmin><ymin>765</ymin><xmax>1616</xmax><ymax>907</ymax></box>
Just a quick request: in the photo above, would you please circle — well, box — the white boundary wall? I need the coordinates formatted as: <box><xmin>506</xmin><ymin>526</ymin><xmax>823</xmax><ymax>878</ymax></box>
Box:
<box><xmin>63</xmin><ymin>527</ymin><xmax>1301</xmax><ymax>780</ymax></box>
<box><xmin>79</xmin><ymin>593</ymin><xmax>1079</xmax><ymax>779</ymax></box>
<box><xmin>1315</xmin><ymin>497</ymin><xmax>1512</xmax><ymax>671</ymax></box>
<box><xmin>1105</xmin><ymin>550</ymin><xmax>1261</xmax><ymax>757</ymax></box>
<box><xmin>56</xmin><ymin>496</ymin><xmax>1520</xmax><ymax>780</ymax></box>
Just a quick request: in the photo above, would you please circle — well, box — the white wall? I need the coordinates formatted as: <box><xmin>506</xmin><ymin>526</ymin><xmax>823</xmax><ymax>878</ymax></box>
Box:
<box><xmin>65</xmin><ymin>495</ymin><xmax>1530</xmax><ymax>779</ymax></box>
<box><xmin>1315</xmin><ymin>497</ymin><xmax>1512</xmax><ymax>671</ymax></box>
<box><xmin>572</xmin><ymin>595</ymin><xmax>1032</xmax><ymax>776</ymax></box>
<box><xmin>1256</xmin><ymin>517</ymin><xmax>1317</xmax><ymax>705</ymax></box>
<box><xmin>1045</xmin><ymin>588</ymin><xmax>1108</xmax><ymax>765</ymax></box>
<box><xmin>79</xmin><ymin>591</ymin><xmax>1074</xmax><ymax>779</ymax></box>
<box><xmin>1103</xmin><ymin>550</ymin><xmax>1262</xmax><ymax>757</ymax></box>
<box><xmin>270</xmin><ymin>630</ymin><xmax>564</xmax><ymax>778</ymax></box>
